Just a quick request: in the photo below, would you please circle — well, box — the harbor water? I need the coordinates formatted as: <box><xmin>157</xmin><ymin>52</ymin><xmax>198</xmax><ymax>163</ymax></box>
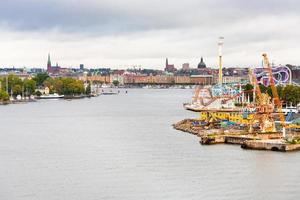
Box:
<box><xmin>0</xmin><ymin>89</ymin><xmax>299</xmax><ymax>200</ymax></box>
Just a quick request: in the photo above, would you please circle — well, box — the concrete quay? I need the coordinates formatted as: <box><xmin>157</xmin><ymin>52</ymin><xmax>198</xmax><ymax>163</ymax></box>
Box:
<box><xmin>241</xmin><ymin>140</ymin><xmax>300</xmax><ymax>152</ymax></box>
<box><xmin>173</xmin><ymin>118</ymin><xmax>300</xmax><ymax>152</ymax></box>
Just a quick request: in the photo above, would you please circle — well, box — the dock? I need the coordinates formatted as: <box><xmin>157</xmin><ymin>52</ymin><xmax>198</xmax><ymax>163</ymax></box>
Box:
<box><xmin>173</xmin><ymin>119</ymin><xmax>300</xmax><ymax>152</ymax></box>
<box><xmin>241</xmin><ymin>140</ymin><xmax>300</xmax><ymax>152</ymax></box>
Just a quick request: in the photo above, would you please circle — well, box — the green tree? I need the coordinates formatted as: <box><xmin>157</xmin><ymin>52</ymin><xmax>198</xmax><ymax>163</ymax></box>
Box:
<box><xmin>58</xmin><ymin>78</ymin><xmax>85</xmax><ymax>95</ymax></box>
<box><xmin>242</xmin><ymin>83</ymin><xmax>253</xmax><ymax>91</ymax></box>
<box><xmin>277</xmin><ymin>85</ymin><xmax>284</xmax><ymax>99</ymax></box>
<box><xmin>259</xmin><ymin>84</ymin><xmax>268</xmax><ymax>93</ymax></box>
<box><xmin>112</xmin><ymin>80</ymin><xmax>119</xmax><ymax>86</ymax></box>
<box><xmin>0</xmin><ymin>90</ymin><xmax>9</xmax><ymax>101</ymax></box>
<box><xmin>242</xmin><ymin>83</ymin><xmax>254</xmax><ymax>102</ymax></box>
<box><xmin>53</xmin><ymin>79</ymin><xmax>63</xmax><ymax>94</ymax></box>
<box><xmin>33</xmin><ymin>73</ymin><xmax>50</xmax><ymax>86</ymax></box>
<box><xmin>12</xmin><ymin>84</ymin><xmax>22</xmax><ymax>96</ymax></box>
<box><xmin>24</xmin><ymin>79</ymin><xmax>37</xmax><ymax>96</ymax></box>
<box><xmin>43</xmin><ymin>78</ymin><xmax>55</xmax><ymax>93</ymax></box>
<box><xmin>85</xmin><ymin>83</ymin><xmax>91</xmax><ymax>95</ymax></box>
<box><xmin>282</xmin><ymin>85</ymin><xmax>300</xmax><ymax>106</ymax></box>
<box><xmin>6</xmin><ymin>74</ymin><xmax>23</xmax><ymax>94</ymax></box>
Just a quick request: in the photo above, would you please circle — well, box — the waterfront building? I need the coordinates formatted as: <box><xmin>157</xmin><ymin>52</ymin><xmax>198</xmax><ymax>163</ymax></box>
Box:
<box><xmin>190</xmin><ymin>75</ymin><xmax>214</xmax><ymax>85</ymax></box>
<box><xmin>153</xmin><ymin>74</ymin><xmax>174</xmax><ymax>84</ymax></box>
<box><xmin>110</xmin><ymin>74</ymin><xmax>124</xmax><ymax>85</ymax></box>
<box><xmin>83</xmin><ymin>75</ymin><xmax>110</xmax><ymax>84</ymax></box>
<box><xmin>174</xmin><ymin>76</ymin><xmax>191</xmax><ymax>84</ymax></box>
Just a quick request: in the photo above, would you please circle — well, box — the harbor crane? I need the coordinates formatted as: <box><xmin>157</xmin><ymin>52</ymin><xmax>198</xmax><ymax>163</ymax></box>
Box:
<box><xmin>262</xmin><ymin>53</ymin><xmax>287</xmax><ymax>137</ymax></box>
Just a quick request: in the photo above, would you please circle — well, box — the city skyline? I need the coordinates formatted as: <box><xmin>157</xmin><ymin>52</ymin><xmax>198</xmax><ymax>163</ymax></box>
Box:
<box><xmin>0</xmin><ymin>0</ymin><xmax>300</xmax><ymax>68</ymax></box>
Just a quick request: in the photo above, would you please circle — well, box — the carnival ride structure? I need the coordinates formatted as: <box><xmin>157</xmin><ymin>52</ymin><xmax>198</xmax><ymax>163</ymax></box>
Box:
<box><xmin>254</xmin><ymin>65</ymin><xmax>292</xmax><ymax>86</ymax></box>
<box><xmin>188</xmin><ymin>54</ymin><xmax>300</xmax><ymax>136</ymax></box>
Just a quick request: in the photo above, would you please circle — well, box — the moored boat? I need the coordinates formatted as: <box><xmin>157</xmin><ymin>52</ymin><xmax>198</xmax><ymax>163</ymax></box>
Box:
<box><xmin>38</xmin><ymin>93</ymin><xmax>64</xmax><ymax>99</ymax></box>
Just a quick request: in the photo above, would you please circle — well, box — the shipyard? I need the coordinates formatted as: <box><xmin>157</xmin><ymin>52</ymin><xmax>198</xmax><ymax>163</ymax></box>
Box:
<box><xmin>173</xmin><ymin>37</ymin><xmax>300</xmax><ymax>152</ymax></box>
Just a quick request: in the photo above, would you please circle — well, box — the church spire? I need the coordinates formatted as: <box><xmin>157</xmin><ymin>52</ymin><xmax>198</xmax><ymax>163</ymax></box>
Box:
<box><xmin>47</xmin><ymin>53</ymin><xmax>52</xmax><ymax>71</ymax></box>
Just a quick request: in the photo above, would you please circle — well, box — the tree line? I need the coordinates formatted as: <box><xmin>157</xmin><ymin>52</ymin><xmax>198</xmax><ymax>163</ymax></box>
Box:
<box><xmin>243</xmin><ymin>83</ymin><xmax>300</xmax><ymax>106</ymax></box>
<box><xmin>0</xmin><ymin>73</ymin><xmax>89</xmax><ymax>101</ymax></box>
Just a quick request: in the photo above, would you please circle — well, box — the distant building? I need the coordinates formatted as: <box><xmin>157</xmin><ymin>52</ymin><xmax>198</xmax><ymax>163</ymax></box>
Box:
<box><xmin>47</xmin><ymin>53</ymin><xmax>61</xmax><ymax>74</ymax></box>
<box><xmin>46</xmin><ymin>54</ymin><xmax>73</xmax><ymax>76</ymax></box>
<box><xmin>287</xmin><ymin>64</ymin><xmax>300</xmax><ymax>81</ymax></box>
<box><xmin>80</xmin><ymin>64</ymin><xmax>84</xmax><ymax>70</ymax></box>
<box><xmin>110</xmin><ymin>74</ymin><xmax>124</xmax><ymax>85</ymax></box>
<box><xmin>175</xmin><ymin>76</ymin><xmax>190</xmax><ymax>84</ymax></box>
<box><xmin>223</xmin><ymin>75</ymin><xmax>249</xmax><ymax>84</ymax></box>
<box><xmin>182</xmin><ymin>63</ymin><xmax>190</xmax><ymax>70</ymax></box>
<box><xmin>197</xmin><ymin>57</ymin><xmax>206</xmax><ymax>69</ymax></box>
<box><xmin>164</xmin><ymin>58</ymin><xmax>177</xmax><ymax>73</ymax></box>
<box><xmin>190</xmin><ymin>75</ymin><xmax>214</xmax><ymax>85</ymax></box>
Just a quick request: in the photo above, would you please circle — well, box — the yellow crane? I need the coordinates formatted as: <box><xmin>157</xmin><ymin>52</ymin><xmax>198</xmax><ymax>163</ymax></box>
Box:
<box><xmin>262</xmin><ymin>53</ymin><xmax>287</xmax><ymax>136</ymax></box>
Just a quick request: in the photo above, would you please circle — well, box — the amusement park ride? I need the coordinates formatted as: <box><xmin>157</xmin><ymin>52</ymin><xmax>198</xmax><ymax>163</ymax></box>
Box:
<box><xmin>185</xmin><ymin>51</ymin><xmax>300</xmax><ymax>137</ymax></box>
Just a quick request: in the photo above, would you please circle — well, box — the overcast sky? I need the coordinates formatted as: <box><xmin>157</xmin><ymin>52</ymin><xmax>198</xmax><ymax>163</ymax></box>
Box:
<box><xmin>0</xmin><ymin>0</ymin><xmax>299</xmax><ymax>69</ymax></box>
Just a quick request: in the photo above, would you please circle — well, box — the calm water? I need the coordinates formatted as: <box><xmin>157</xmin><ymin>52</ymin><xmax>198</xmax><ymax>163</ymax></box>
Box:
<box><xmin>0</xmin><ymin>89</ymin><xmax>299</xmax><ymax>200</ymax></box>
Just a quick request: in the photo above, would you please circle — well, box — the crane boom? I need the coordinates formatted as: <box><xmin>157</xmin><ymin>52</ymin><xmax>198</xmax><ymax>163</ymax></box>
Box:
<box><xmin>249</xmin><ymin>69</ymin><xmax>262</xmax><ymax>101</ymax></box>
<box><xmin>262</xmin><ymin>54</ymin><xmax>286</xmax><ymax>135</ymax></box>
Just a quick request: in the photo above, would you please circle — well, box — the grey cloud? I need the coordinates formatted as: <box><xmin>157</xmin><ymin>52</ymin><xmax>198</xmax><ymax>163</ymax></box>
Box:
<box><xmin>1</xmin><ymin>0</ymin><xmax>300</xmax><ymax>68</ymax></box>
<box><xmin>1</xmin><ymin>0</ymin><xmax>299</xmax><ymax>35</ymax></box>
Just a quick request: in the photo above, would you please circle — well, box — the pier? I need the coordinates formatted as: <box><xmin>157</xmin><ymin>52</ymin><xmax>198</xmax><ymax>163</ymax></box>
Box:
<box><xmin>242</xmin><ymin>140</ymin><xmax>300</xmax><ymax>152</ymax></box>
<box><xmin>173</xmin><ymin>119</ymin><xmax>300</xmax><ymax>152</ymax></box>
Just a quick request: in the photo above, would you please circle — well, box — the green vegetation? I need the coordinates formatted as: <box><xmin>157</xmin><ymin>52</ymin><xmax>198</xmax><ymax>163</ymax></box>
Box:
<box><xmin>23</xmin><ymin>79</ymin><xmax>37</xmax><ymax>95</ymax></box>
<box><xmin>43</xmin><ymin>77</ymin><xmax>85</xmax><ymax>95</ymax></box>
<box><xmin>281</xmin><ymin>85</ymin><xmax>300</xmax><ymax>105</ymax></box>
<box><xmin>242</xmin><ymin>83</ymin><xmax>254</xmax><ymax>102</ymax></box>
<box><xmin>243</xmin><ymin>84</ymin><xmax>300</xmax><ymax>105</ymax></box>
<box><xmin>112</xmin><ymin>80</ymin><xmax>120</xmax><ymax>86</ymax></box>
<box><xmin>0</xmin><ymin>74</ymin><xmax>36</xmax><ymax>97</ymax></box>
<box><xmin>286</xmin><ymin>137</ymin><xmax>300</xmax><ymax>144</ymax></box>
<box><xmin>33</xmin><ymin>73</ymin><xmax>49</xmax><ymax>87</ymax></box>
<box><xmin>0</xmin><ymin>73</ymin><xmax>87</xmax><ymax>98</ymax></box>
<box><xmin>0</xmin><ymin>90</ymin><xmax>9</xmax><ymax>101</ymax></box>
<box><xmin>85</xmin><ymin>83</ymin><xmax>91</xmax><ymax>95</ymax></box>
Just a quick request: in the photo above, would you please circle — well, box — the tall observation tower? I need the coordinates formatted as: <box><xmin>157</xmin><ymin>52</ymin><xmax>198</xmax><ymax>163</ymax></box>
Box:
<box><xmin>218</xmin><ymin>37</ymin><xmax>224</xmax><ymax>85</ymax></box>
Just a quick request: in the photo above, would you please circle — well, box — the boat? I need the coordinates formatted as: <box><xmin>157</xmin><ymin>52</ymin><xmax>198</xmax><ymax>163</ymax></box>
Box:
<box><xmin>91</xmin><ymin>93</ymin><xmax>100</xmax><ymax>97</ymax></box>
<box><xmin>101</xmin><ymin>91</ymin><xmax>119</xmax><ymax>95</ymax></box>
<box><xmin>101</xmin><ymin>84</ymin><xmax>111</xmax><ymax>88</ymax></box>
<box><xmin>39</xmin><ymin>93</ymin><xmax>64</xmax><ymax>99</ymax></box>
<box><xmin>282</xmin><ymin>106</ymin><xmax>298</xmax><ymax>115</ymax></box>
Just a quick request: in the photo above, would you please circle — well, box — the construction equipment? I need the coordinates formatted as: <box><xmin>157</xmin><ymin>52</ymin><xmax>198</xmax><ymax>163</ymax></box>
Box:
<box><xmin>262</xmin><ymin>53</ymin><xmax>287</xmax><ymax>136</ymax></box>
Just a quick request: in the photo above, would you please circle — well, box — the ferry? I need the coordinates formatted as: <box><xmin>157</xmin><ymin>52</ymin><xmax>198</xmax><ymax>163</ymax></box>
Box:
<box><xmin>39</xmin><ymin>93</ymin><xmax>64</xmax><ymax>99</ymax></box>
